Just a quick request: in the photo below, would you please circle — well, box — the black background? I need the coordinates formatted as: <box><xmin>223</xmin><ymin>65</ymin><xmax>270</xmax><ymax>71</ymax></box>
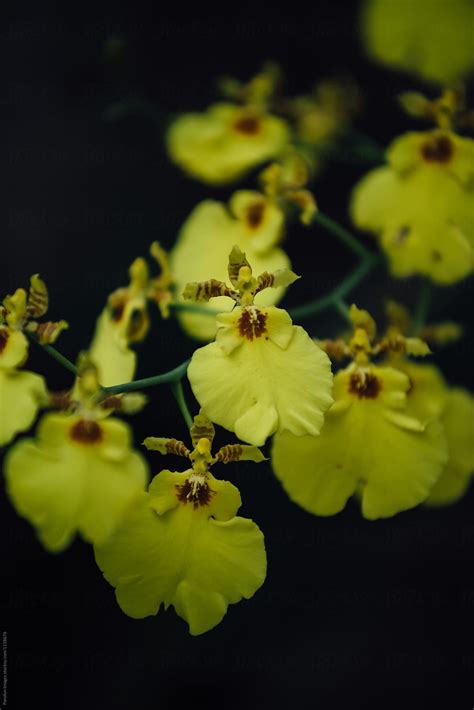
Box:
<box><xmin>2</xmin><ymin>2</ymin><xmax>474</xmax><ymax>708</ymax></box>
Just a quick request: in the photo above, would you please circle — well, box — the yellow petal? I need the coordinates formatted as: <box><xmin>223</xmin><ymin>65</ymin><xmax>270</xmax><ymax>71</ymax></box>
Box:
<box><xmin>0</xmin><ymin>329</ymin><xmax>29</xmax><ymax>370</ymax></box>
<box><xmin>188</xmin><ymin>325</ymin><xmax>333</xmax><ymax>446</ymax></box>
<box><xmin>0</xmin><ymin>369</ymin><xmax>47</xmax><ymax>446</ymax></box>
<box><xmin>426</xmin><ymin>387</ymin><xmax>474</xmax><ymax>506</ymax></box>
<box><xmin>89</xmin><ymin>309</ymin><xmax>137</xmax><ymax>387</ymax></box>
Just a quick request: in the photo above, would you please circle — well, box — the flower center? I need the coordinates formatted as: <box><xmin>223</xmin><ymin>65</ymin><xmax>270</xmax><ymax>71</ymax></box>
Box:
<box><xmin>70</xmin><ymin>419</ymin><xmax>103</xmax><ymax>444</ymax></box>
<box><xmin>176</xmin><ymin>475</ymin><xmax>215</xmax><ymax>508</ymax></box>
<box><xmin>348</xmin><ymin>371</ymin><xmax>381</xmax><ymax>399</ymax></box>
<box><xmin>0</xmin><ymin>328</ymin><xmax>9</xmax><ymax>354</ymax></box>
<box><xmin>246</xmin><ymin>202</ymin><xmax>266</xmax><ymax>229</ymax></box>
<box><xmin>238</xmin><ymin>306</ymin><xmax>268</xmax><ymax>340</ymax></box>
<box><xmin>233</xmin><ymin>114</ymin><xmax>261</xmax><ymax>135</ymax></box>
<box><xmin>420</xmin><ymin>134</ymin><xmax>453</xmax><ymax>164</ymax></box>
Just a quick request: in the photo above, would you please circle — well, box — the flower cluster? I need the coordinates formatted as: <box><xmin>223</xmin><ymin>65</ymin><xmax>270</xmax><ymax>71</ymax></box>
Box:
<box><xmin>2</xmin><ymin>55</ymin><xmax>473</xmax><ymax>637</ymax></box>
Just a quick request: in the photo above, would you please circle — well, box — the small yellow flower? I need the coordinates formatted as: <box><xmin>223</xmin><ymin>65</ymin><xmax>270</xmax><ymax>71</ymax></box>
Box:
<box><xmin>361</xmin><ymin>0</ymin><xmax>474</xmax><ymax>83</ymax></box>
<box><xmin>166</xmin><ymin>103</ymin><xmax>290</xmax><ymax>185</ymax></box>
<box><xmin>171</xmin><ymin>191</ymin><xmax>290</xmax><ymax>341</ymax></box>
<box><xmin>5</xmin><ymin>359</ymin><xmax>148</xmax><ymax>551</ymax></box>
<box><xmin>185</xmin><ymin>247</ymin><xmax>333</xmax><ymax>446</ymax></box>
<box><xmin>351</xmin><ymin>129</ymin><xmax>474</xmax><ymax>283</ymax></box>
<box><xmin>89</xmin><ymin>243</ymin><xmax>172</xmax><ymax>386</ymax></box>
<box><xmin>272</xmin><ymin>306</ymin><xmax>448</xmax><ymax>519</ymax></box>
<box><xmin>95</xmin><ymin>413</ymin><xmax>266</xmax><ymax>635</ymax></box>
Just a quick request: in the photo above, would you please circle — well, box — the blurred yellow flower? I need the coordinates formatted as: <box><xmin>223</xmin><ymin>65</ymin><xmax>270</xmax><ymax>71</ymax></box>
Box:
<box><xmin>95</xmin><ymin>413</ymin><xmax>266</xmax><ymax>635</ymax></box>
<box><xmin>166</xmin><ymin>103</ymin><xmax>290</xmax><ymax>185</ymax></box>
<box><xmin>171</xmin><ymin>191</ymin><xmax>291</xmax><ymax>341</ymax></box>
<box><xmin>186</xmin><ymin>247</ymin><xmax>333</xmax><ymax>445</ymax></box>
<box><xmin>361</xmin><ymin>0</ymin><xmax>474</xmax><ymax>83</ymax></box>
<box><xmin>351</xmin><ymin>129</ymin><xmax>474</xmax><ymax>283</ymax></box>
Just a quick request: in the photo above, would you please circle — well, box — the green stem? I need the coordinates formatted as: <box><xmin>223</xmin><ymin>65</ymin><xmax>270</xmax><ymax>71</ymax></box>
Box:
<box><xmin>312</xmin><ymin>211</ymin><xmax>371</xmax><ymax>260</ymax></box>
<box><xmin>102</xmin><ymin>358</ymin><xmax>190</xmax><ymax>396</ymax></box>
<box><xmin>333</xmin><ymin>298</ymin><xmax>352</xmax><ymax>323</ymax></box>
<box><xmin>289</xmin><ymin>254</ymin><xmax>380</xmax><ymax>320</ymax></box>
<box><xmin>411</xmin><ymin>279</ymin><xmax>432</xmax><ymax>334</ymax></box>
<box><xmin>170</xmin><ymin>380</ymin><xmax>193</xmax><ymax>429</ymax></box>
<box><xmin>27</xmin><ymin>333</ymin><xmax>78</xmax><ymax>376</ymax></box>
<box><xmin>170</xmin><ymin>302</ymin><xmax>221</xmax><ymax>316</ymax></box>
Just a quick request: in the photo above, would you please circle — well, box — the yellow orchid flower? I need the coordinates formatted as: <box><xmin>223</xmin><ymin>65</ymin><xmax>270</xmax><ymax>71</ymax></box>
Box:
<box><xmin>272</xmin><ymin>306</ymin><xmax>448</xmax><ymax>519</ymax></box>
<box><xmin>166</xmin><ymin>103</ymin><xmax>290</xmax><ymax>185</ymax></box>
<box><xmin>94</xmin><ymin>413</ymin><xmax>266</xmax><ymax>635</ymax></box>
<box><xmin>5</xmin><ymin>358</ymin><xmax>148</xmax><ymax>551</ymax></box>
<box><xmin>361</xmin><ymin>0</ymin><xmax>474</xmax><ymax>83</ymax></box>
<box><xmin>185</xmin><ymin>247</ymin><xmax>333</xmax><ymax>446</ymax></box>
<box><xmin>351</xmin><ymin>128</ymin><xmax>474</xmax><ymax>283</ymax></box>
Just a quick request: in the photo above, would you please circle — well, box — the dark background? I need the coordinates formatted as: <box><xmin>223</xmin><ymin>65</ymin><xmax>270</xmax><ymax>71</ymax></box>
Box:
<box><xmin>2</xmin><ymin>3</ymin><xmax>474</xmax><ymax>708</ymax></box>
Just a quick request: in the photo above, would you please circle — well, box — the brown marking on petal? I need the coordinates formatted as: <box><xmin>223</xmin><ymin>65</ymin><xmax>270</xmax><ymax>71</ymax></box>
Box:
<box><xmin>175</xmin><ymin>479</ymin><xmax>215</xmax><ymax>508</ymax></box>
<box><xmin>348</xmin><ymin>371</ymin><xmax>381</xmax><ymax>399</ymax></box>
<box><xmin>246</xmin><ymin>202</ymin><xmax>266</xmax><ymax>229</ymax></box>
<box><xmin>70</xmin><ymin>419</ymin><xmax>103</xmax><ymax>444</ymax></box>
<box><xmin>126</xmin><ymin>307</ymin><xmax>148</xmax><ymax>341</ymax></box>
<box><xmin>394</xmin><ymin>225</ymin><xmax>410</xmax><ymax>245</ymax></box>
<box><xmin>431</xmin><ymin>249</ymin><xmax>442</xmax><ymax>262</ymax></box>
<box><xmin>0</xmin><ymin>328</ymin><xmax>9</xmax><ymax>354</ymax></box>
<box><xmin>238</xmin><ymin>308</ymin><xmax>268</xmax><ymax>340</ymax></box>
<box><xmin>420</xmin><ymin>134</ymin><xmax>454</xmax><ymax>163</ymax></box>
<box><xmin>214</xmin><ymin>444</ymin><xmax>243</xmax><ymax>464</ymax></box>
<box><xmin>110</xmin><ymin>301</ymin><xmax>125</xmax><ymax>322</ymax></box>
<box><xmin>233</xmin><ymin>115</ymin><xmax>261</xmax><ymax>135</ymax></box>
<box><xmin>49</xmin><ymin>390</ymin><xmax>74</xmax><ymax>410</ymax></box>
<box><xmin>165</xmin><ymin>439</ymin><xmax>191</xmax><ymax>457</ymax></box>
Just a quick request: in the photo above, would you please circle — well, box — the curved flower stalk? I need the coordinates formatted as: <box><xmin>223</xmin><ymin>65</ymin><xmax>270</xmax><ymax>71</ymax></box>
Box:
<box><xmin>95</xmin><ymin>412</ymin><xmax>266</xmax><ymax>635</ymax></box>
<box><xmin>272</xmin><ymin>305</ymin><xmax>448</xmax><ymax>519</ymax></box>
<box><xmin>360</xmin><ymin>0</ymin><xmax>474</xmax><ymax>83</ymax></box>
<box><xmin>350</xmin><ymin>98</ymin><xmax>474</xmax><ymax>283</ymax></box>
<box><xmin>5</xmin><ymin>356</ymin><xmax>149</xmax><ymax>552</ymax></box>
<box><xmin>89</xmin><ymin>242</ymin><xmax>172</xmax><ymax>386</ymax></box>
<box><xmin>0</xmin><ymin>274</ymin><xmax>67</xmax><ymax>446</ymax></box>
<box><xmin>171</xmin><ymin>154</ymin><xmax>316</xmax><ymax>341</ymax></box>
<box><xmin>166</xmin><ymin>65</ymin><xmax>291</xmax><ymax>185</ymax></box>
<box><xmin>185</xmin><ymin>246</ymin><xmax>333</xmax><ymax>446</ymax></box>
